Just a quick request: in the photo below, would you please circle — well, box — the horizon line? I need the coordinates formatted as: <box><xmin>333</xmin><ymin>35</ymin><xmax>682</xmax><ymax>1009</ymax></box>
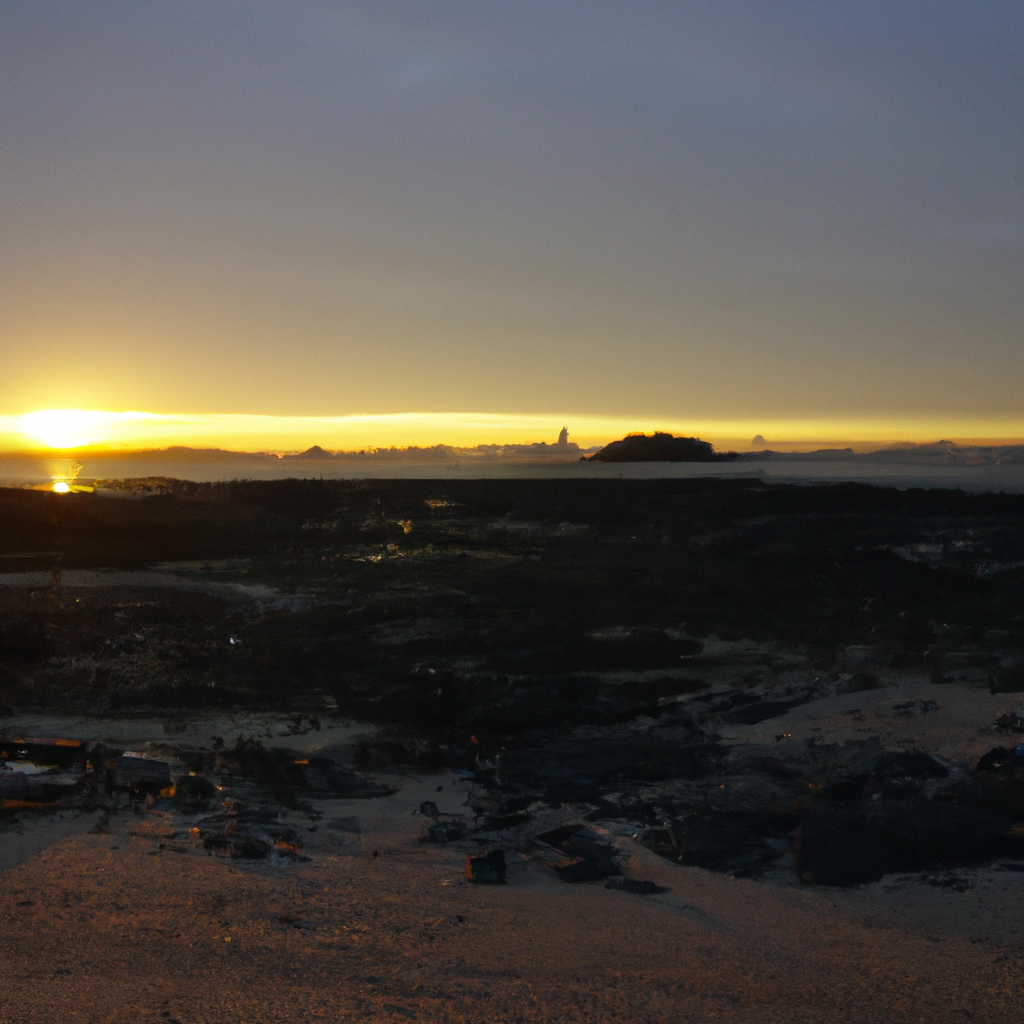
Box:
<box><xmin>3</xmin><ymin>409</ymin><xmax>1024</xmax><ymax>455</ymax></box>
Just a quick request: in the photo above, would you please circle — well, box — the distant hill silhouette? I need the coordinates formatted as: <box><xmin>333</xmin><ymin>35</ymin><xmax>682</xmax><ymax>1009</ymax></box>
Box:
<box><xmin>586</xmin><ymin>433</ymin><xmax>738</xmax><ymax>463</ymax></box>
<box><xmin>737</xmin><ymin>441</ymin><xmax>1024</xmax><ymax>466</ymax></box>
<box><xmin>286</xmin><ymin>445</ymin><xmax>335</xmax><ymax>460</ymax></box>
<box><xmin>280</xmin><ymin>441</ymin><xmax>587</xmax><ymax>461</ymax></box>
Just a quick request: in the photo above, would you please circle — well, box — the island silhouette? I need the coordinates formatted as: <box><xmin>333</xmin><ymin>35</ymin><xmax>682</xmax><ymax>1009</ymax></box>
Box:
<box><xmin>586</xmin><ymin>432</ymin><xmax>738</xmax><ymax>462</ymax></box>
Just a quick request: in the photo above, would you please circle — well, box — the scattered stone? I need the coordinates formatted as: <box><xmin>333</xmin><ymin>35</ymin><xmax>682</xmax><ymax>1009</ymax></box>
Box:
<box><xmin>195</xmin><ymin>803</ymin><xmax>299</xmax><ymax>860</ymax></box>
<box><xmin>425</xmin><ymin>821</ymin><xmax>466</xmax><ymax>843</ymax></box>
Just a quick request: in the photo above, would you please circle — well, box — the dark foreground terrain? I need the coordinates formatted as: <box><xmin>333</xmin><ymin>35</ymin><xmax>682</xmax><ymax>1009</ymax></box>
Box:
<box><xmin>5</xmin><ymin>476</ymin><xmax>1024</xmax><ymax>889</ymax></box>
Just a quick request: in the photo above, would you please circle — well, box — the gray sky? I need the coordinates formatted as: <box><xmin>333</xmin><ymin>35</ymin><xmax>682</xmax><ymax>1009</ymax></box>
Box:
<box><xmin>2</xmin><ymin>1</ymin><xmax>1022</xmax><ymax>433</ymax></box>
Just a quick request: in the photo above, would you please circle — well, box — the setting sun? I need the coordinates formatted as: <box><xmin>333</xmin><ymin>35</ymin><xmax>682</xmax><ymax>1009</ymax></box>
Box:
<box><xmin>14</xmin><ymin>409</ymin><xmax>158</xmax><ymax>451</ymax></box>
<box><xmin>19</xmin><ymin>409</ymin><xmax>117</xmax><ymax>449</ymax></box>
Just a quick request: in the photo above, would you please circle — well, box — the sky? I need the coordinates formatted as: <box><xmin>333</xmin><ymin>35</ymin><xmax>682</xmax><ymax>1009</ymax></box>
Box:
<box><xmin>1</xmin><ymin>2</ymin><xmax>1023</xmax><ymax>452</ymax></box>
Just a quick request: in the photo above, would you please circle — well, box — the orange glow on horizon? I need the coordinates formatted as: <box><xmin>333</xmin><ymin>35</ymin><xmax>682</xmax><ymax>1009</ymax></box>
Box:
<box><xmin>17</xmin><ymin>409</ymin><xmax>153</xmax><ymax>450</ymax></box>
<box><xmin>3</xmin><ymin>408</ymin><xmax>1024</xmax><ymax>455</ymax></box>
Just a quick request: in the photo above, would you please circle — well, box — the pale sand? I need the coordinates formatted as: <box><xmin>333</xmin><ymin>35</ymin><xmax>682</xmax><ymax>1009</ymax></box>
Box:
<box><xmin>717</xmin><ymin>677</ymin><xmax>1020</xmax><ymax>764</ymax></box>
<box><xmin>2</xmin><ymin>773</ymin><xmax>1023</xmax><ymax>1023</ymax></box>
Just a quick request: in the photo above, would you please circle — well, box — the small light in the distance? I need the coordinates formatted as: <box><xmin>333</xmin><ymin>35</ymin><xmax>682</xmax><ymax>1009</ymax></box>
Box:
<box><xmin>52</xmin><ymin>481</ymin><xmax>70</xmax><ymax>494</ymax></box>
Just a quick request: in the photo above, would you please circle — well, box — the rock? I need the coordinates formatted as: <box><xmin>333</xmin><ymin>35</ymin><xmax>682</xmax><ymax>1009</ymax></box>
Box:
<box><xmin>535</xmin><ymin>824</ymin><xmax>621</xmax><ymax>883</ymax></box>
<box><xmin>0</xmin><ymin>769</ymin><xmax>84</xmax><ymax>802</ymax></box>
<box><xmin>794</xmin><ymin>800</ymin><xmax>1024</xmax><ymax>886</ymax></box>
<box><xmin>173</xmin><ymin>774</ymin><xmax>217</xmax><ymax>810</ymax></box>
<box><xmin>425</xmin><ymin>821</ymin><xmax>466</xmax><ymax>843</ymax></box>
<box><xmin>195</xmin><ymin>804</ymin><xmax>296</xmax><ymax>859</ymax></box>
<box><xmin>465</xmin><ymin>850</ymin><xmax>506</xmax><ymax>884</ymax></box>
<box><xmin>674</xmin><ymin>812</ymin><xmax>792</xmax><ymax>877</ymax></box>
<box><xmin>976</xmin><ymin>746</ymin><xmax>1019</xmax><ymax>771</ymax></box>
<box><xmin>995</xmin><ymin>704</ymin><xmax>1024</xmax><ymax>731</ymax></box>
<box><xmin>203</xmin><ymin>833</ymin><xmax>272</xmax><ymax>859</ymax></box>
<box><xmin>112</xmin><ymin>755</ymin><xmax>171</xmax><ymax>793</ymax></box>
<box><xmin>605</xmin><ymin>878</ymin><xmax>670</xmax><ymax>895</ymax></box>
<box><xmin>325</xmin><ymin>767</ymin><xmax>397</xmax><ymax>799</ymax></box>
<box><xmin>640</xmin><ymin>827</ymin><xmax>677</xmax><ymax>859</ymax></box>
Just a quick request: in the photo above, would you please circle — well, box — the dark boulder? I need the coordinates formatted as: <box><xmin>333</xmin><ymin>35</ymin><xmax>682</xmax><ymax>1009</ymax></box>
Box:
<box><xmin>112</xmin><ymin>755</ymin><xmax>171</xmax><ymax>794</ymax></box>
<box><xmin>535</xmin><ymin>824</ymin><xmax>621</xmax><ymax>883</ymax></box>
<box><xmin>173</xmin><ymin>774</ymin><xmax>217</xmax><ymax>810</ymax></box>
<box><xmin>794</xmin><ymin>800</ymin><xmax>1024</xmax><ymax>886</ymax></box>
<box><xmin>325</xmin><ymin>767</ymin><xmax>397</xmax><ymax>799</ymax></box>
<box><xmin>465</xmin><ymin>849</ymin><xmax>506</xmax><ymax>884</ymax></box>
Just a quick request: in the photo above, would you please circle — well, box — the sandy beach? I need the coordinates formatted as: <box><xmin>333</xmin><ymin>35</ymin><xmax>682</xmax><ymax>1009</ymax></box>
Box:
<box><xmin>2</xmin><ymin>764</ymin><xmax>1024</xmax><ymax>1024</ymax></box>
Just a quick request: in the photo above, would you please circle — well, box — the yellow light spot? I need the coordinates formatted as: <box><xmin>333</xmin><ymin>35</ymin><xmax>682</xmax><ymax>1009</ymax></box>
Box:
<box><xmin>20</xmin><ymin>409</ymin><xmax>111</xmax><ymax>449</ymax></box>
<box><xmin>52</xmin><ymin>481</ymin><xmax>70</xmax><ymax>494</ymax></box>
